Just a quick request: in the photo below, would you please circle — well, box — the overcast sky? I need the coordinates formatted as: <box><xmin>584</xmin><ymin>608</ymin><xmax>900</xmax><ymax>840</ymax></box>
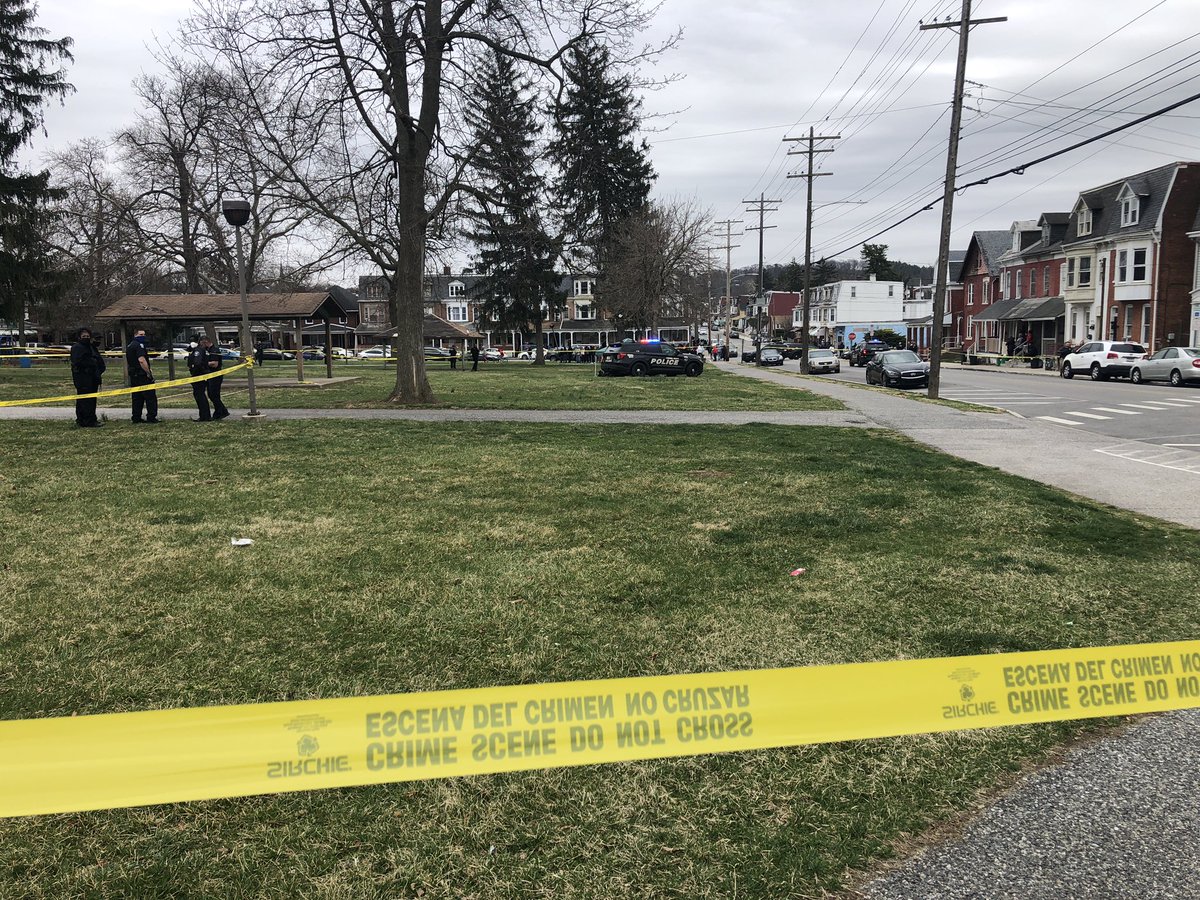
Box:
<box><xmin>34</xmin><ymin>0</ymin><xmax>1200</xmax><ymax>275</ymax></box>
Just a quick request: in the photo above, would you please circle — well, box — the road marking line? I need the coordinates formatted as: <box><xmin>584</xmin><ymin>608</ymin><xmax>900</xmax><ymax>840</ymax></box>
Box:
<box><xmin>1038</xmin><ymin>416</ymin><xmax>1083</xmax><ymax>425</ymax></box>
<box><xmin>1066</xmin><ymin>412</ymin><xmax>1112</xmax><ymax>420</ymax></box>
<box><xmin>1121</xmin><ymin>403</ymin><xmax>1176</xmax><ymax>410</ymax></box>
<box><xmin>1163</xmin><ymin>443</ymin><xmax>1200</xmax><ymax>447</ymax></box>
<box><xmin>1094</xmin><ymin>448</ymin><xmax>1200</xmax><ymax>476</ymax></box>
<box><xmin>1137</xmin><ymin>399</ymin><xmax>1193</xmax><ymax>405</ymax></box>
<box><xmin>1089</xmin><ymin>407</ymin><xmax>1141</xmax><ymax>415</ymax></box>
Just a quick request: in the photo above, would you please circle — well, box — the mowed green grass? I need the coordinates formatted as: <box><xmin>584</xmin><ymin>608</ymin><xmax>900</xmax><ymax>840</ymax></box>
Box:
<box><xmin>2</xmin><ymin>421</ymin><xmax>1198</xmax><ymax>898</ymax></box>
<box><xmin>0</xmin><ymin>358</ymin><xmax>842</xmax><ymax>411</ymax></box>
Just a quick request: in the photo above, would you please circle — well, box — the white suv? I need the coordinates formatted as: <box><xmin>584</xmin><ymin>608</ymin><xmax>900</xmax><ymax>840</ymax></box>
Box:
<box><xmin>1060</xmin><ymin>341</ymin><xmax>1146</xmax><ymax>381</ymax></box>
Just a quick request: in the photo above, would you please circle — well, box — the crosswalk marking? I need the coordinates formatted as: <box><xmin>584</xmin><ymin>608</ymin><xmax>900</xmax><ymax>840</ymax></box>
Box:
<box><xmin>1090</xmin><ymin>407</ymin><xmax>1141</xmax><ymax>415</ymax></box>
<box><xmin>1067</xmin><ymin>411</ymin><xmax>1112</xmax><ymax>420</ymax></box>
<box><xmin>1121</xmin><ymin>403</ymin><xmax>1175</xmax><ymax>411</ymax></box>
<box><xmin>1038</xmin><ymin>416</ymin><xmax>1083</xmax><ymax>426</ymax></box>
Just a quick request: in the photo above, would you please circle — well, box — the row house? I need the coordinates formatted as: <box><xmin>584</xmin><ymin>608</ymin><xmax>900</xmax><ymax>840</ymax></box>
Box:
<box><xmin>908</xmin><ymin>250</ymin><xmax>966</xmax><ymax>350</ymax></box>
<box><xmin>1059</xmin><ymin>162</ymin><xmax>1200</xmax><ymax>351</ymax></box>
<box><xmin>973</xmin><ymin>214</ymin><xmax>1070</xmax><ymax>355</ymax></box>
<box><xmin>793</xmin><ymin>276</ymin><xmax>906</xmax><ymax>346</ymax></box>
<box><xmin>1191</xmin><ymin>208</ymin><xmax>1200</xmax><ymax>346</ymax></box>
<box><xmin>955</xmin><ymin>230</ymin><xmax>1008</xmax><ymax>351</ymax></box>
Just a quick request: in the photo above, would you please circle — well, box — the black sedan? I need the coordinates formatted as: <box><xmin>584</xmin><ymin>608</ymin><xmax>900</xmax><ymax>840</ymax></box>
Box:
<box><xmin>598</xmin><ymin>339</ymin><xmax>704</xmax><ymax>377</ymax></box>
<box><xmin>848</xmin><ymin>341</ymin><xmax>889</xmax><ymax>367</ymax></box>
<box><xmin>865</xmin><ymin>350</ymin><xmax>930</xmax><ymax>389</ymax></box>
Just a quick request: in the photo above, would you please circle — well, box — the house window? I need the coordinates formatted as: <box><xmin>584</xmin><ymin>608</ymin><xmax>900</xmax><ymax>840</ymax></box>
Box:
<box><xmin>1043</xmin><ymin>268</ymin><xmax>1050</xmax><ymax>295</ymax></box>
<box><xmin>1118</xmin><ymin>250</ymin><xmax>1128</xmax><ymax>283</ymax></box>
<box><xmin>1078</xmin><ymin>257</ymin><xmax>1091</xmax><ymax>287</ymax></box>
<box><xmin>448</xmin><ymin>282</ymin><xmax>465</xmax><ymax>298</ymax></box>
<box><xmin>576</xmin><ymin>304</ymin><xmax>595</xmax><ymax>320</ymax></box>
<box><xmin>1078</xmin><ymin>207</ymin><xmax>1093</xmax><ymax>236</ymax></box>
<box><xmin>1067</xmin><ymin>258</ymin><xmax>1075</xmax><ymax>288</ymax></box>
<box><xmin>850</xmin><ymin>286</ymin><xmax>857</xmax><ymax>298</ymax></box>
<box><xmin>1003</xmin><ymin>271</ymin><xmax>1010</xmax><ymax>299</ymax></box>
<box><xmin>1121</xmin><ymin>196</ymin><xmax>1139</xmax><ymax>227</ymax></box>
<box><xmin>888</xmin><ymin>285</ymin><xmax>894</xmax><ymax>297</ymax></box>
<box><xmin>967</xmin><ymin>283</ymin><xmax>975</xmax><ymax>305</ymax></box>
<box><xmin>1132</xmin><ymin>248</ymin><xmax>1147</xmax><ymax>281</ymax></box>
<box><xmin>983</xmin><ymin>279</ymin><xmax>991</xmax><ymax>305</ymax></box>
<box><xmin>574</xmin><ymin>279</ymin><xmax>595</xmax><ymax>296</ymax></box>
<box><xmin>1141</xmin><ymin>305</ymin><xmax>1151</xmax><ymax>344</ymax></box>
<box><xmin>447</xmin><ymin>304</ymin><xmax>468</xmax><ymax>323</ymax></box>
<box><xmin>1028</xmin><ymin>270</ymin><xmax>1036</xmax><ymax>296</ymax></box>
<box><xmin>967</xmin><ymin>315</ymin><xmax>974</xmax><ymax>339</ymax></box>
<box><xmin>1014</xmin><ymin>271</ymin><xmax>1022</xmax><ymax>299</ymax></box>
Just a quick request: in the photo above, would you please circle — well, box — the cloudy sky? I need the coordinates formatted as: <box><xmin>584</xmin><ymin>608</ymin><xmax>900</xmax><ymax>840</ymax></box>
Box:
<box><xmin>34</xmin><ymin>0</ymin><xmax>1200</xmax><ymax>274</ymax></box>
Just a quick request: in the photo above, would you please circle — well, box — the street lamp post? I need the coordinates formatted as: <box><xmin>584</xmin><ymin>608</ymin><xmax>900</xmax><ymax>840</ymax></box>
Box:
<box><xmin>221</xmin><ymin>197</ymin><xmax>261</xmax><ymax>417</ymax></box>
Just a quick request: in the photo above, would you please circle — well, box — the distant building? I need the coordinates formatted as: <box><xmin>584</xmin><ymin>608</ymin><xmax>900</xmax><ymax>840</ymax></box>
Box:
<box><xmin>793</xmin><ymin>276</ymin><xmax>906</xmax><ymax>345</ymax></box>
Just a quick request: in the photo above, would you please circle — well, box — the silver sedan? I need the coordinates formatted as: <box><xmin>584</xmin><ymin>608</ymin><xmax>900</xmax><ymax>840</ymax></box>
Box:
<box><xmin>1130</xmin><ymin>347</ymin><xmax>1200</xmax><ymax>387</ymax></box>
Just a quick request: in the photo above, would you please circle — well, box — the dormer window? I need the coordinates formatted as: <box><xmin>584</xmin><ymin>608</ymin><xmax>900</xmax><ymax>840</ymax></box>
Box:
<box><xmin>574</xmin><ymin>279</ymin><xmax>595</xmax><ymax>297</ymax></box>
<box><xmin>448</xmin><ymin>281</ymin><xmax>465</xmax><ymax>298</ymax></box>
<box><xmin>1076</xmin><ymin>204</ymin><xmax>1093</xmax><ymax>237</ymax></box>
<box><xmin>1121</xmin><ymin>196</ymin><xmax>1139</xmax><ymax>227</ymax></box>
<box><xmin>1117</xmin><ymin>184</ymin><xmax>1141</xmax><ymax>228</ymax></box>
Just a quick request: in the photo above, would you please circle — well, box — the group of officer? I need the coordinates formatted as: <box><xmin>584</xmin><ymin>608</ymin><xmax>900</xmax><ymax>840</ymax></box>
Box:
<box><xmin>68</xmin><ymin>328</ymin><xmax>230</xmax><ymax>427</ymax></box>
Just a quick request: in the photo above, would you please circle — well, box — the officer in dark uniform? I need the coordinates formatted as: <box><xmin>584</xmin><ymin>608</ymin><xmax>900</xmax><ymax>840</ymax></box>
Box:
<box><xmin>469</xmin><ymin>342</ymin><xmax>480</xmax><ymax>371</ymax></box>
<box><xmin>125</xmin><ymin>329</ymin><xmax>159</xmax><ymax>423</ymax></box>
<box><xmin>196</xmin><ymin>338</ymin><xmax>229</xmax><ymax>422</ymax></box>
<box><xmin>69</xmin><ymin>327</ymin><xmax>106</xmax><ymax>428</ymax></box>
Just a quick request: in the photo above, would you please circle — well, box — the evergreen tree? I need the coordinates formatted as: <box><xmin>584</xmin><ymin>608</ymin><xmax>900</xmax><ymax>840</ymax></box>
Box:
<box><xmin>812</xmin><ymin>257</ymin><xmax>838</xmax><ymax>286</ymax></box>
<box><xmin>777</xmin><ymin>257</ymin><xmax>802</xmax><ymax>291</ymax></box>
<box><xmin>861</xmin><ymin>243</ymin><xmax>900</xmax><ymax>282</ymax></box>
<box><xmin>465</xmin><ymin>50</ymin><xmax>562</xmax><ymax>364</ymax></box>
<box><xmin>548</xmin><ymin>38</ymin><xmax>655</xmax><ymax>279</ymax></box>
<box><xmin>0</xmin><ymin>0</ymin><xmax>72</xmax><ymax>328</ymax></box>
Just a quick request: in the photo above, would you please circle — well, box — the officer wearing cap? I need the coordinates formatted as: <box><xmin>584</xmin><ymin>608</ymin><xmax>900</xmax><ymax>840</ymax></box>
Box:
<box><xmin>187</xmin><ymin>336</ymin><xmax>229</xmax><ymax>421</ymax></box>
<box><xmin>125</xmin><ymin>329</ymin><xmax>159</xmax><ymax>424</ymax></box>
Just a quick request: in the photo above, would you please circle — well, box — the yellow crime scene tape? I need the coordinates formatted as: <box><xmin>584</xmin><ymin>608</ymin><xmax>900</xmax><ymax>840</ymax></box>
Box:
<box><xmin>4</xmin><ymin>639</ymin><xmax>1200</xmax><ymax>817</ymax></box>
<box><xmin>0</xmin><ymin>361</ymin><xmax>252</xmax><ymax>408</ymax></box>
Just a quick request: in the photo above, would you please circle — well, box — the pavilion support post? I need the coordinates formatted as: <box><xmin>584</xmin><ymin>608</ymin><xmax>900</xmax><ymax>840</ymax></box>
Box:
<box><xmin>167</xmin><ymin>322</ymin><xmax>176</xmax><ymax>382</ymax></box>
<box><xmin>324</xmin><ymin>318</ymin><xmax>333</xmax><ymax>378</ymax></box>
<box><xmin>294</xmin><ymin>318</ymin><xmax>304</xmax><ymax>383</ymax></box>
<box><xmin>120</xmin><ymin>321</ymin><xmax>129</xmax><ymax>387</ymax></box>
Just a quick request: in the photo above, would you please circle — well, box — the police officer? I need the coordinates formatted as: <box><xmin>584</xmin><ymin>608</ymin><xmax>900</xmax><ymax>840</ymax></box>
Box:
<box><xmin>188</xmin><ymin>336</ymin><xmax>230</xmax><ymax>421</ymax></box>
<box><xmin>69</xmin><ymin>327</ymin><xmax>106</xmax><ymax>428</ymax></box>
<box><xmin>469</xmin><ymin>342</ymin><xmax>480</xmax><ymax>371</ymax></box>
<box><xmin>126</xmin><ymin>329</ymin><xmax>159</xmax><ymax>424</ymax></box>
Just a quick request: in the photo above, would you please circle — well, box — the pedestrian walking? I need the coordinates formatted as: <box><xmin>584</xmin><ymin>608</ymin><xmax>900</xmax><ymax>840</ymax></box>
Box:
<box><xmin>448</xmin><ymin>342</ymin><xmax>458</xmax><ymax>370</ymax></box>
<box><xmin>187</xmin><ymin>336</ymin><xmax>230</xmax><ymax>421</ymax></box>
<box><xmin>125</xmin><ymin>329</ymin><xmax>159</xmax><ymax>424</ymax></box>
<box><xmin>69</xmin><ymin>327</ymin><xmax>106</xmax><ymax>428</ymax></box>
<box><xmin>1005</xmin><ymin>336</ymin><xmax>1015</xmax><ymax>357</ymax></box>
<box><xmin>469</xmin><ymin>342</ymin><xmax>480</xmax><ymax>371</ymax></box>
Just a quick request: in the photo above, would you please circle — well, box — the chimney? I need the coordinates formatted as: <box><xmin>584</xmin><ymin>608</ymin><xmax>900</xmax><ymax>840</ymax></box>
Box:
<box><xmin>869</xmin><ymin>274</ymin><xmax>877</xmax><ymax>281</ymax></box>
<box><xmin>443</xmin><ymin>265</ymin><xmax>451</xmax><ymax>276</ymax></box>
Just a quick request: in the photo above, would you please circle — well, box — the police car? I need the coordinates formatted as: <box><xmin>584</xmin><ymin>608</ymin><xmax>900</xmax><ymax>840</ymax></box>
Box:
<box><xmin>598</xmin><ymin>339</ymin><xmax>705</xmax><ymax>377</ymax></box>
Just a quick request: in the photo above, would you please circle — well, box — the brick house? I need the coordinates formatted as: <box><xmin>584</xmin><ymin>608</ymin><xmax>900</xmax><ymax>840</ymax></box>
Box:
<box><xmin>976</xmin><ymin>214</ymin><xmax>1069</xmax><ymax>355</ymax></box>
<box><xmin>952</xmin><ymin>232</ymin><xmax>1007</xmax><ymax>351</ymax></box>
<box><xmin>1189</xmin><ymin>207</ymin><xmax>1200</xmax><ymax>346</ymax></box>
<box><xmin>1061</xmin><ymin>162</ymin><xmax>1200</xmax><ymax>350</ymax></box>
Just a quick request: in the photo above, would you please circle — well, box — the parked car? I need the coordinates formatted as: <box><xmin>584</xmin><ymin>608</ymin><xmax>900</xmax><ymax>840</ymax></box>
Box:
<box><xmin>865</xmin><ymin>349</ymin><xmax>930</xmax><ymax>389</ymax></box>
<box><xmin>1130</xmin><ymin>346</ymin><xmax>1200</xmax><ymax>386</ymax></box>
<box><xmin>301</xmin><ymin>348</ymin><xmax>326</xmax><ymax>360</ymax></box>
<box><xmin>848</xmin><ymin>341</ymin><xmax>890</xmax><ymax>367</ymax></box>
<box><xmin>357</xmin><ymin>346</ymin><xmax>391</xmax><ymax>359</ymax></box>
<box><xmin>598</xmin><ymin>338</ymin><xmax>704</xmax><ymax>377</ymax></box>
<box><xmin>423</xmin><ymin>346</ymin><xmax>451</xmax><ymax>358</ymax></box>
<box><xmin>329</xmin><ymin>347</ymin><xmax>354</xmax><ymax>359</ymax></box>
<box><xmin>806</xmin><ymin>348</ymin><xmax>841</xmax><ymax>374</ymax></box>
<box><xmin>1060</xmin><ymin>341</ymin><xmax>1146</xmax><ymax>381</ymax></box>
<box><xmin>257</xmin><ymin>347</ymin><xmax>295</xmax><ymax>361</ymax></box>
<box><xmin>758</xmin><ymin>347</ymin><xmax>785</xmax><ymax>367</ymax></box>
<box><xmin>219</xmin><ymin>347</ymin><xmax>243</xmax><ymax>362</ymax></box>
<box><xmin>483</xmin><ymin>347</ymin><xmax>503</xmax><ymax>361</ymax></box>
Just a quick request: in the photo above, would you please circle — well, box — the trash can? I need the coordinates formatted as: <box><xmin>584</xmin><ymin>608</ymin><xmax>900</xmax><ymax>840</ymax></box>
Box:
<box><xmin>19</xmin><ymin>356</ymin><xmax>33</xmax><ymax>369</ymax></box>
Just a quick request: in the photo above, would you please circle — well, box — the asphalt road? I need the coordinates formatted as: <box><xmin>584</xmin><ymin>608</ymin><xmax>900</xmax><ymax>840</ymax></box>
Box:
<box><xmin>763</xmin><ymin>358</ymin><xmax>1200</xmax><ymax>445</ymax></box>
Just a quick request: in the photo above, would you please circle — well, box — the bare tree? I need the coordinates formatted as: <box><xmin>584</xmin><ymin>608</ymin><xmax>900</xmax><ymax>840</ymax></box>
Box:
<box><xmin>44</xmin><ymin>140</ymin><xmax>161</xmax><ymax>334</ymax></box>
<box><xmin>187</xmin><ymin>0</ymin><xmax>668</xmax><ymax>404</ymax></box>
<box><xmin>603</xmin><ymin>198</ymin><xmax>712</xmax><ymax>332</ymax></box>
<box><xmin>117</xmin><ymin>53</ymin><xmax>329</xmax><ymax>296</ymax></box>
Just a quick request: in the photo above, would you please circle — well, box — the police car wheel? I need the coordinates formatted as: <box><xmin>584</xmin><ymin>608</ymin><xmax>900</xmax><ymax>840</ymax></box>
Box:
<box><xmin>631</xmin><ymin>362</ymin><xmax>649</xmax><ymax>377</ymax></box>
<box><xmin>685</xmin><ymin>362</ymin><xmax>702</xmax><ymax>377</ymax></box>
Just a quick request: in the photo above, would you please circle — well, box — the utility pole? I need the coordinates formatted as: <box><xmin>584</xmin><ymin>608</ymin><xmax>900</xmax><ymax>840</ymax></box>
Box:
<box><xmin>921</xmin><ymin>1</ymin><xmax>1006</xmax><ymax>398</ymax></box>
<box><xmin>786</xmin><ymin>128</ymin><xmax>839</xmax><ymax>374</ymax></box>
<box><xmin>712</xmin><ymin>220</ymin><xmax>742</xmax><ymax>358</ymax></box>
<box><xmin>744</xmin><ymin>194</ymin><xmax>780</xmax><ymax>362</ymax></box>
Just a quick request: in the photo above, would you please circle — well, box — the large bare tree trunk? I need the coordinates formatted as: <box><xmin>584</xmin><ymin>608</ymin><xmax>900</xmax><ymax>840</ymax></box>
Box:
<box><xmin>389</xmin><ymin>166</ymin><xmax>435</xmax><ymax>403</ymax></box>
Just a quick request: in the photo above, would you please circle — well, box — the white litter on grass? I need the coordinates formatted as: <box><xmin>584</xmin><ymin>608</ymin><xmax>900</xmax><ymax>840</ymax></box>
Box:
<box><xmin>231</xmin><ymin>538</ymin><xmax>254</xmax><ymax>547</ymax></box>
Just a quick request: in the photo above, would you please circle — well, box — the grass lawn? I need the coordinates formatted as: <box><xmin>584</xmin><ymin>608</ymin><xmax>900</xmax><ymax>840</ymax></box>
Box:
<box><xmin>0</xmin><ymin>359</ymin><xmax>843</xmax><ymax>411</ymax></box>
<box><xmin>2</xmin><ymin>420</ymin><xmax>1198</xmax><ymax>898</ymax></box>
